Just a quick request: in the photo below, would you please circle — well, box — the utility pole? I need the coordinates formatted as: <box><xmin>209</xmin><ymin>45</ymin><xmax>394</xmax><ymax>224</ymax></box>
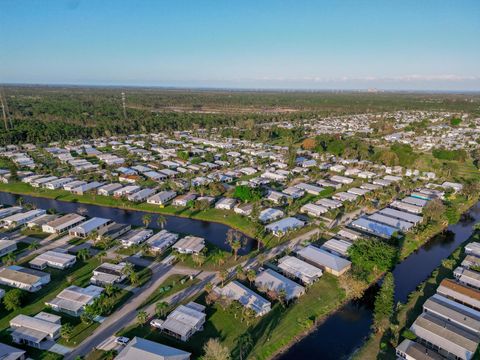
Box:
<box><xmin>121</xmin><ymin>92</ymin><xmax>127</xmax><ymax>120</ymax></box>
<box><xmin>0</xmin><ymin>90</ymin><xmax>8</xmax><ymax>130</ymax></box>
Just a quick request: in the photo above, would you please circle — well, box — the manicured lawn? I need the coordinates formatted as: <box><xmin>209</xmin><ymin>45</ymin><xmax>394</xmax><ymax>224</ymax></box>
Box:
<box><xmin>120</xmin><ymin>273</ymin><xmax>346</xmax><ymax>359</ymax></box>
<box><xmin>138</xmin><ymin>274</ymin><xmax>200</xmax><ymax>309</ymax></box>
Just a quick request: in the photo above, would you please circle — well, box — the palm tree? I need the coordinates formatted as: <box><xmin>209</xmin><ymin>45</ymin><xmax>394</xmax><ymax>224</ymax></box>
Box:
<box><xmin>136</xmin><ymin>310</ymin><xmax>148</xmax><ymax>325</ymax></box>
<box><xmin>96</xmin><ymin>250</ymin><xmax>107</xmax><ymax>263</ymax></box>
<box><xmin>122</xmin><ymin>262</ymin><xmax>134</xmax><ymax>276</ymax></box>
<box><xmin>129</xmin><ymin>271</ymin><xmax>139</xmax><ymax>286</ymax></box>
<box><xmin>2</xmin><ymin>253</ymin><xmax>17</xmax><ymax>266</ymax></box>
<box><xmin>60</xmin><ymin>323</ymin><xmax>74</xmax><ymax>342</ymax></box>
<box><xmin>155</xmin><ymin>301</ymin><xmax>169</xmax><ymax>317</ymax></box>
<box><xmin>156</xmin><ymin>215</ymin><xmax>167</xmax><ymax>229</ymax></box>
<box><xmin>219</xmin><ymin>269</ymin><xmax>229</xmax><ymax>287</ymax></box>
<box><xmin>142</xmin><ymin>214</ymin><xmax>152</xmax><ymax>228</ymax></box>
<box><xmin>28</xmin><ymin>241</ymin><xmax>40</xmax><ymax>251</ymax></box>
<box><xmin>104</xmin><ymin>284</ymin><xmax>118</xmax><ymax>297</ymax></box>
<box><xmin>225</xmin><ymin>229</ymin><xmax>245</xmax><ymax>261</ymax></box>
<box><xmin>246</xmin><ymin>269</ymin><xmax>256</xmax><ymax>286</ymax></box>
<box><xmin>77</xmin><ymin>248</ymin><xmax>90</xmax><ymax>261</ymax></box>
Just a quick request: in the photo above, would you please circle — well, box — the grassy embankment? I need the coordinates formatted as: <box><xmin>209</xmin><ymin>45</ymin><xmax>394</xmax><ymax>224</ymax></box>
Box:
<box><xmin>0</xmin><ymin>181</ymin><xmax>259</xmax><ymax>238</ymax></box>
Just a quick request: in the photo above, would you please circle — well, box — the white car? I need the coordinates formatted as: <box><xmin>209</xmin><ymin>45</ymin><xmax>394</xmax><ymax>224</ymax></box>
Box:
<box><xmin>150</xmin><ymin>318</ymin><xmax>163</xmax><ymax>329</ymax></box>
<box><xmin>115</xmin><ymin>336</ymin><xmax>130</xmax><ymax>346</ymax></box>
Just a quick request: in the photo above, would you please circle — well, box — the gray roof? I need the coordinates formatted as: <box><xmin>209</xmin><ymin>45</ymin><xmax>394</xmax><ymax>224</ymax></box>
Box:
<box><xmin>378</xmin><ymin>207</ymin><xmax>423</xmax><ymax>223</ymax></box>
<box><xmin>350</xmin><ymin>217</ymin><xmax>397</xmax><ymax>238</ymax></box>
<box><xmin>396</xmin><ymin>339</ymin><xmax>443</xmax><ymax>360</ymax></box>
<box><xmin>255</xmin><ymin>269</ymin><xmax>305</xmax><ymax>300</ymax></box>
<box><xmin>297</xmin><ymin>245</ymin><xmax>351</xmax><ymax>272</ymax></box>
<box><xmin>115</xmin><ymin>337</ymin><xmax>190</xmax><ymax>360</ymax></box>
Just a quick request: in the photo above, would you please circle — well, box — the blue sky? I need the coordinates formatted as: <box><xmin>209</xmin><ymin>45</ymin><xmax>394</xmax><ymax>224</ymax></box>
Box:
<box><xmin>1</xmin><ymin>0</ymin><xmax>479</xmax><ymax>90</ymax></box>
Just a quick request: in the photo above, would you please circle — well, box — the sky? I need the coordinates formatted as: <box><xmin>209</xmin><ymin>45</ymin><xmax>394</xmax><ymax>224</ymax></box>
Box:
<box><xmin>1</xmin><ymin>0</ymin><xmax>479</xmax><ymax>90</ymax></box>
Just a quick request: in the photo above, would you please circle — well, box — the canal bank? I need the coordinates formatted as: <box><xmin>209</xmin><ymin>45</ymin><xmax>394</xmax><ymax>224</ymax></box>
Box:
<box><xmin>278</xmin><ymin>200</ymin><xmax>480</xmax><ymax>360</ymax></box>
<box><xmin>0</xmin><ymin>191</ymin><xmax>256</xmax><ymax>254</ymax></box>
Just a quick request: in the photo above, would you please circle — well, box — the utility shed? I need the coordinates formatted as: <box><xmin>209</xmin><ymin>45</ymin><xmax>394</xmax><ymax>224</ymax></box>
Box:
<box><xmin>277</xmin><ymin>256</ymin><xmax>323</xmax><ymax>285</ymax></box>
<box><xmin>410</xmin><ymin>312</ymin><xmax>480</xmax><ymax>360</ymax></box>
<box><xmin>255</xmin><ymin>269</ymin><xmax>305</xmax><ymax>301</ymax></box>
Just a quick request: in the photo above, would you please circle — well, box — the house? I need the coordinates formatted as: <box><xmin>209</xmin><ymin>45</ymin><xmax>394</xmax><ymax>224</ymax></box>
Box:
<box><xmin>0</xmin><ymin>240</ymin><xmax>17</xmax><ymax>257</ymax></box>
<box><xmin>69</xmin><ymin>217</ymin><xmax>113</xmax><ymax>238</ymax></box>
<box><xmin>300</xmin><ymin>203</ymin><xmax>328</xmax><ymax>217</ymax></box>
<box><xmin>377</xmin><ymin>207</ymin><xmax>422</xmax><ymax>224</ymax></box>
<box><xmin>395</xmin><ymin>339</ymin><xmax>444</xmax><ymax>360</ymax></box>
<box><xmin>266</xmin><ymin>190</ymin><xmax>288</xmax><ymax>204</ymax></box>
<box><xmin>423</xmin><ymin>294</ymin><xmax>480</xmax><ymax>335</ymax></box>
<box><xmin>332</xmin><ymin>191</ymin><xmax>358</xmax><ymax>202</ymax></box>
<box><xmin>42</xmin><ymin>213</ymin><xmax>85</xmax><ymax>234</ymax></box>
<box><xmin>282</xmin><ymin>186</ymin><xmax>305</xmax><ymax>199</ymax></box>
<box><xmin>43</xmin><ymin>177</ymin><xmax>74</xmax><ymax>190</ymax></box>
<box><xmin>1</xmin><ymin>209</ymin><xmax>46</xmax><ymax>229</ymax></box>
<box><xmin>454</xmin><ymin>267</ymin><xmax>480</xmax><ymax>290</ymax></box>
<box><xmin>321</xmin><ymin>239</ymin><xmax>352</xmax><ymax>258</ymax></box>
<box><xmin>255</xmin><ymin>269</ymin><xmax>305</xmax><ymax>301</ymax></box>
<box><xmin>261</xmin><ymin>171</ymin><xmax>287</xmax><ymax>182</ymax></box>
<box><xmin>157</xmin><ymin>302</ymin><xmax>206</xmax><ymax>341</ymax></box>
<box><xmin>330</xmin><ymin>175</ymin><xmax>354</xmax><ymax>185</ymax></box>
<box><xmin>63</xmin><ymin>180</ymin><xmax>87</xmax><ymax>191</ymax></box>
<box><xmin>29</xmin><ymin>250</ymin><xmax>77</xmax><ymax>270</ymax></box>
<box><xmin>465</xmin><ymin>242</ymin><xmax>480</xmax><ymax>257</ymax></box>
<box><xmin>258</xmin><ymin>208</ymin><xmax>284</xmax><ymax>223</ymax></box>
<box><xmin>113</xmin><ymin>185</ymin><xmax>141</xmax><ymax>197</ymax></box>
<box><xmin>265</xmin><ymin>217</ymin><xmax>305</xmax><ymax>237</ymax></box>
<box><xmin>367</xmin><ymin>213</ymin><xmax>414</xmax><ymax>232</ymax></box>
<box><xmin>277</xmin><ymin>256</ymin><xmax>323</xmax><ymax>285</ymax></box>
<box><xmin>147</xmin><ymin>191</ymin><xmax>177</xmax><ymax>206</ymax></box>
<box><xmin>297</xmin><ymin>245</ymin><xmax>351</xmax><ymax>276</ymax></box>
<box><xmin>347</xmin><ymin>187</ymin><xmax>369</xmax><ymax>196</ymax></box>
<box><xmin>172</xmin><ymin>236</ymin><xmax>205</xmax><ymax>254</ymax></box>
<box><xmin>100</xmin><ymin>223</ymin><xmax>131</xmax><ymax>240</ymax></box>
<box><xmin>115</xmin><ymin>337</ymin><xmax>190</xmax><ymax>360</ymax></box>
<box><xmin>146</xmin><ymin>230</ymin><xmax>179</xmax><ymax>253</ymax></box>
<box><xmin>350</xmin><ymin>217</ymin><xmax>397</xmax><ymax>239</ymax></box>
<box><xmin>315</xmin><ymin>198</ymin><xmax>342</xmax><ymax>209</ymax></box>
<box><xmin>71</xmin><ymin>181</ymin><xmax>104</xmax><ymax>195</ymax></box>
<box><xmin>31</xmin><ymin>176</ymin><xmax>58</xmax><ymax>188</ymax></box>
<box><xmin>46</xmin><ymin>285</ymin><xmax>104</xmax><ymax>317</ymax></box>
<box><xmin>410</xmin><ymin>312</ymin><xmax>479</xmax><ymax>360</ymax></box>
<box><xmin>214</xmin><ymin>281</ymin><xmax>271</xmax><ymax>317</ymax></box>
<box><xmin>119</xmin><ymin>229</ymin><xmax>154</xmax><ymax>247</ymax></box>
<box><xmin>294</xmin><ymin>183</ymin><xmax>324</xmax><ymax>195</ymax></box>
<box><xmin>215</xmin><ymin>197</ymin><xmax>237</xmax><ymax>210</ymax></box>
<box><xmin>442</xmin><ymin>181</ymin><xmax>463</xmax><ymax>193</ymax></box>
<box><xmin>10</xmin><ymin>313</ymin><xmax>61</xmax><ymax>349</ymax></box>
<box><xmin>390</xmin><ymin>200</ymin><xmax>423</xmax><ymax>214</ymax></box>
<box><xmin>97</xmin><ymin>183</ymin><xmax>123</xmax><ymax>196</ymax></box>
<box><xmin>437</xmin><ymin>279</ymin><xmax>480</xmax><ymax>311</ymax></box>
<box><xmin>403</xmin><ymin>196</ymin><xmax>428</xmax><ymax>208</ymax></box>
<box><xmin>127</xmin><ymin>188</ymin><xmax>156</xmax><ymax>202</ymax></box>
<box><xmin>234</xmin><ymin>203</ymin><xmax>253</xmax><ymax>216</ymax></box>
<box><xmin>91</xmin><ymin>262</ymin><xmax>127</xmax><ymax>286</ymax></box>
<box><xmin>0</xmin><ymin>342</ymin><xmax>26</xmax><ymax>360</ymax></box>
<box><xmin>0</xmin><ymin>265</ymin><xmax>50</xmax><ymax>292</ymax></box>
<box><xmin>0</xmin><ymin>206</ymin><xmax>22</xmax><ymax>220</ymax></box>
<box><xmin>172</xmin><ymin>194</ymin><xmax>197</xmax><ymax>207</ymax></box>
<box><xmin>26</xmin><ymin>214</ymin><xmax>57</xmax><ymax>229</ymax></box>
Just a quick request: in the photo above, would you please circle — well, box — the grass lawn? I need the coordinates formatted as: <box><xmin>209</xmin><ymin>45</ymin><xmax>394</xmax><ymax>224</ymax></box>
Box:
<box><xmin>20</xmin><ymin>227</ymin><xmax>50</xmax><ymax>239</ymax></box>
<box><xmin>120</xmin><ymin>273</ymin><xmax>346</xmax><ymax>359</ymax></box>
<box><xmin>138</xmin><ymin>274</ymin><xmax>200</xmax><ymax>309</ymax></box>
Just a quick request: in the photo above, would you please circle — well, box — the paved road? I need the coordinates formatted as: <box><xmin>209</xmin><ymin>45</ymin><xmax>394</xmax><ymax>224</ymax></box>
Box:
<box><xmin>65</xmin><ymin>263</ymin><xmax>197</xmax><ymax>359</ymax></box>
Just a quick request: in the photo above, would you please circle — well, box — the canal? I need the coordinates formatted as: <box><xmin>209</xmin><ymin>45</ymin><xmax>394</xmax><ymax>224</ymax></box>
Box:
<box><xmin>280</xmin><ymin>200</ymin><xmax>480</xmax><ymax>360</ymax></box>
<box><xmin>0</xmin><ymin>192</ymin><xmax>255</xmax><ymax>254</ymax></box>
